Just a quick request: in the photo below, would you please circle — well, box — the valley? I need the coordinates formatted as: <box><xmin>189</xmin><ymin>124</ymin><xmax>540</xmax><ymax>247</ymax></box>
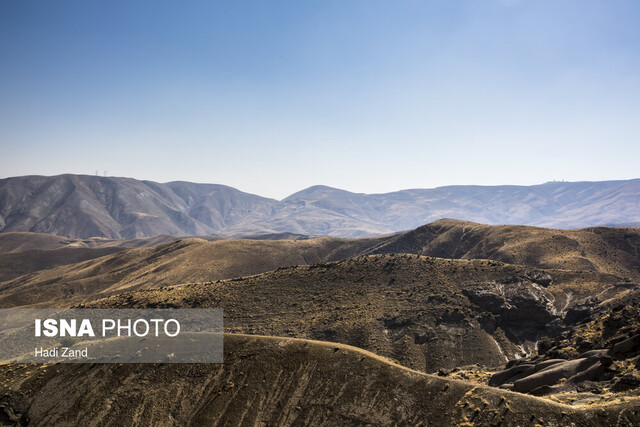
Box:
<box><xmin>0</xmin><ymin>218</ymin><xmax>639</xmax><ymax>424</ymax></box>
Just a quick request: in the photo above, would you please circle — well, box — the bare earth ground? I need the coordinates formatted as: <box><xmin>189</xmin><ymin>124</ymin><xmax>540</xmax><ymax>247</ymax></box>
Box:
<box><xmin>1</xmin><ymin>334</ymin><xmax>639</xmax><ymax>426</ymax></box>
<box><xmin>1</xmin><ymin>220</ymin><xmax>640</xmax><ymax>425</ymax></box>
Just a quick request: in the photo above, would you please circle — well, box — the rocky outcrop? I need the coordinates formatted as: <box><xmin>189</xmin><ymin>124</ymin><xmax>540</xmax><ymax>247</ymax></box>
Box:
<box><xmin>490</xmin><ymin>351</ymin><xmax>616</xmax><ymax>395</ymax></box>
<box><xmin>0</xmin><ymin>334</ymin><xmax>638</xmax><ymax>426</ymax></box>
<box><xmin>512</xmin><ymin>356</ymin><xmax>603</xmax><ymax>393</ymax></box>
<box><xmin>486</xmin><ymin>287</ymin><xmax>640</xmax><ymax>400</ymax></box>
<box><xmin>463</xmin><ymin>276</ymin><xmax>560</xmax><ymax>348</ymax></box>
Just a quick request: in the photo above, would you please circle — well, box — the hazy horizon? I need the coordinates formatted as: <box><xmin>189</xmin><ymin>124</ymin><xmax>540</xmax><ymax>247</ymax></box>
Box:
<box><xmin>2</xmin><ymin>1</ymin><xmax>639</xmax><ymax>199</ymax></box>
<box><xmin>3</xmin><ymin>173</ymin><xmax>640</xmax><ymax>203</ymax></box>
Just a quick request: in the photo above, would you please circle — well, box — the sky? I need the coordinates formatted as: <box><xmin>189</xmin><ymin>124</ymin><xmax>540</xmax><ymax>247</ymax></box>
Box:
<box><xmin>1</xmin><ymin>0</ymin><xmax>639</xmax><ymax>200</ymax></box>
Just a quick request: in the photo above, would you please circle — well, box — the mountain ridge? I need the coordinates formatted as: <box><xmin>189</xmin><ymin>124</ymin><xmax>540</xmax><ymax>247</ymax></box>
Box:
<box><xmin>1</xmin><ymin>174</ymin><xmax>639</xmax><ymax>238</ymax></box>
<box><xmin>3</xmin><ymin>218</ymin><xmax>639</xmax><ymax>315</ymax></box>
<box><xmin>4</xmin><ymin>333</ymin><xmax>636</xmax><ymax>426</ymax></box>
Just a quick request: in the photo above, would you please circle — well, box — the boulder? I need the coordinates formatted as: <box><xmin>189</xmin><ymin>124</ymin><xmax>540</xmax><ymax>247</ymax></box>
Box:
<box><xmin>573</xmin><ymin>381</ymin><xmax>605</xmax><ymax>394</ymax></box>
<box><xmin>488</xmin><ymin>364</ymin><xmax>535</xmax><ymax>387</ymax></box>
<box><xmin>438</xmin><ymin>368</ymin><xmax>451</xmax><ymax>377</ymax></box>
<box><xmin>500</xmin><ymin>369</ymin><xmax>538</xmax><ymax>385</ymax></box>
<box><xmin>528</xmin><ymin>385</ymin><xmax>555</xmax><ymax>396</ymax></box>
<box><xmin>578</xmin><ymin>349</ymin><xmax>609</xmax><ymax>359</ymax></box>
<box><xmin>512</xmin><ymin>357</ymin><xmax>599</xmax><ymax>393</ymax></box>
<box><xmin>611</xmin><ymin>373</ymin><xmax>640</xmax><ymax>392</ymax></box>
<box><xmin>537</xmin><ymin>338</ymin><xmax>554</xmax><ymax>355</ymax></box>
<box><xmin>610</xmin><ymin>334</ymin><xmax>640</xmax><ymax>357</ymax></box>
<box><xmin>533</xmin><ymin>359</ymin><xmax>566</xmax><ymax>372</ymax></box>
<box><xmin>564</xmin><ymin>363</ymin><xmax>609</xmax><ymax>386</ymax></box>
<box><xmin>606</xmin><ymin>334</ymin><xmax>629</xmax><ymax>347</ymax></box>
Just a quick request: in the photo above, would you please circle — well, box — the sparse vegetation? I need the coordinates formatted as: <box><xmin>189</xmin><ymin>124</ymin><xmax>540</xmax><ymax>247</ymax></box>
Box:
<box><xmin>0</xmin><ymin>220</ymin><xmax>639</xmax><ymax>423</ymax></box>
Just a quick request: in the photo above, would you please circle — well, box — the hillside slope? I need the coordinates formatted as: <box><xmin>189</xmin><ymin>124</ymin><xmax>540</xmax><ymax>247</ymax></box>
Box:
<box><xmin>0</xmin><ymin>232</ymin><xmax>189</xmax><ymax>283</ymax></box>
<box><xmin>1</xmin><ymin>334</ymin><xmax>637</xmax><ymax>426</ymax></box>
<box><xmin>369</xmin><ymin>219</ymin><xmax>640</xmax><ymax>281</ymax></box>
<box><xmin>2</xmin><ymin>220</ymin><xmax>639</xmax><ymax>309</ymax></box>
<box><xmin>2</xmin><ymin>175</ymin><xmax>639</xmax><ymax>238</ymax></box>
<box><xmin>87</xmin><ymin>254</ymin><xmax>624</xmax><ymax>372</ymax></box>
<box><xmin>0</xmin><ymin>232</ymin><xmax>188</xmax><ymax>253</ymax></box>
<box><xmin>0</xmin><ymin>236</ymin><xmax>385</xmax><ymax>308</ymax></box>
<box><xmin>228</xmin><ymin>180</ymin><xmax>640</xmax><ymax>237</ymax></box>
<box><xmin>0</xmin><ymin>174</ymin><xmax>276</xmax><ymax>239</ymax></box>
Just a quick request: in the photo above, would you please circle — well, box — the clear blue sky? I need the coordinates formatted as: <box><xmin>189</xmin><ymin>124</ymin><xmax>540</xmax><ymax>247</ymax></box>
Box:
<box><xmin>1</xmin><ymin>0</ymin><xmax>639</xmax><ymax>199</ymax></box>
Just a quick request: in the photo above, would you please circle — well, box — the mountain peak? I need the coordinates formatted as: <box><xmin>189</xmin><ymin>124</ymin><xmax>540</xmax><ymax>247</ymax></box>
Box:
<box><xmin>283</xmin><ymin>185</ymin><xmax>355</xmax><ymax>201</ymax></box>
<box><xmin>1</xmin><ymin>175</ymin><xmax>639</xmax><ymax>239</ymax></box>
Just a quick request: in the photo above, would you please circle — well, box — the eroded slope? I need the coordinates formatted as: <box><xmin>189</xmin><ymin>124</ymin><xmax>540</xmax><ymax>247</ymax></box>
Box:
<box><xmin>87</xmin><ymin>254</ymin><xmax>623</xmax><ymax>372</ymax></box>
<box><xmin>369</xmin><ymin>219</ymin><xmax>640</xmax><ymax>281</ymax></box>
<box><xmin>0</xmin><ymin>236</ymin><xmax>384</xmax><ymax>308</ymax></box>
<box><xmin>1</xmin><ymin>334</ymin><xmax>638</xmax><ymax>426</ymax></box>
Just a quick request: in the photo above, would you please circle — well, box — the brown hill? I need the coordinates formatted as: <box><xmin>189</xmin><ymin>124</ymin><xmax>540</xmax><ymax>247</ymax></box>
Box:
<box><xmin>3</xmin><ymin>220</ymin><xmax>640</xmax><ymax>310</ymax></box>
<box><xmin>87</xmin><ymin>254</ymin><xmax>623</xmax><ymax>372</ymax></box>
<box><xmin>0</xmin><ymin>231</ymin><xmax>309</xmax><ymax>284</ymax></box>
<box><xmin>1</xmin><ymin>334</ymin><xmax>637</xmax><ymax>426</ymax></box>
<box><xmin>0</xmin><ymin>232</ymin><xmax>72</xmax><ymax>253</ymax></box>
<box><xmin>0</xmin><ymin>236</ymin><xmax>385</xmax><ymax>308</ymax></box>
<box><xmin>0</xmin><ymin>232</ymin><xmax>190</xmax><ymax>283</ymax></box>
<box><xmin>368</xmin><ymin>219</ymin><xmax>640</xmax><ymax>281</ymax></box>
<box><xmin>0</xmin><ymin>232</ymin><xmax>184</xmax><ymax>253</ymax></box>
<box><xmin>0</xmin><ymin>247</ymin><xmax>124</xmax><ymax>283</ymax></box>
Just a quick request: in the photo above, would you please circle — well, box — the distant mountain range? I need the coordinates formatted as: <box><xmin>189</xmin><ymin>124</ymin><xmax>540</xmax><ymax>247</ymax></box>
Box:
<box><xmin>1</xmin><ymin>174</ymin><xmax>639</xmax><ymax>238</ymax></box>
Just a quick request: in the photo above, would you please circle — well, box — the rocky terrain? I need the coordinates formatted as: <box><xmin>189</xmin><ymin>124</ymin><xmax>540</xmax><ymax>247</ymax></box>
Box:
<box><xmin>0</xmin><ymin>219</ymin><xmax>639</xmax><ymax>424</ymax></box>
<box><xmin>0</xmin><ymin>235</ymin><xmax>386</xmax><ymax>308</ymax></box>
<box><xmin>1</xmin><ymin>334</ymin><xmax>638</xmax><ymax>426</ymax></box>
<box><xmin>436</xmin><ymin>285</ymin><xmax>640</xmax><ymax>408</ymax></box>
<box><xmin>2</xmin><ymin>174</ymin><xmax>640</xmax><ymax>238</ymax></box>
<box><xmin>368</xmin><ymin>219</ymin><xmax>640</xmax><ymax>281</ymax></box>
<box><xmin>85</xmin><ymin>254</ymin><xmax>623</xmax><ymax>372</ymax></box>
<box><xmin>2</xmin><ymin>218</ymin><xmax>639</xmax><ymax>309</ymax></box>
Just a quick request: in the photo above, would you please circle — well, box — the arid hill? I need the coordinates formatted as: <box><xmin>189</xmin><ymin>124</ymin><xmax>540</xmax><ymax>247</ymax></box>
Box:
<box><xmin>3</xmin><ymin>219</ymin><xmax>639</xmax><ymax>309</ymax></box>
<box><xmin>0</xmin><ymin>174</ymin><xmax>276</xmax><ymax>239</ymax></box>
<box><xmin>0</xmin><ymin>246</ymin><xmax>125</xmax><ymax>283</ymax></box>
<box><xmin>0</xmin><ymin>232</ymin><xmax>186</xmax><ymax>253</ymax></box>
<box><xmin>0</xmin><ymin>231</ymin><xmax>307</xmax><ymax>283</ymax></box>
<box><xmin>1</xmin><ymin>222</ymin><xmax>640</xmax><ymax>421</ymax></box>
<box><xmin>369</xmin><ymin>219</ymin><xmax>640</xmax><ymax>281</ymax></box>
<box><xmin>0</xmin><ymin>236</ymin><xmax>386</xmax><ymax>308</ymax></box>
<box><xmin>1</xmin><ymin>334</ymin><xmax>637</xmax><ymax>426</ymax></box>
<box><xmin>2</xmin><ymin>174</ymin><xmax>639</xmax><ymax>238</ymax></box>
<box><xmin>87</xmin><ymin>254</ymin><xmax>623</xmax><ymax>372</ymax></box>
<box><xmin>0</xmin><ymin>233</ymin><xmax>197</xmax><ymax>283</ymax></box>
<box><xmin>0</xmin><ymin>232</ymin><xmax>73</xmax><ymax>253</ymax></box>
